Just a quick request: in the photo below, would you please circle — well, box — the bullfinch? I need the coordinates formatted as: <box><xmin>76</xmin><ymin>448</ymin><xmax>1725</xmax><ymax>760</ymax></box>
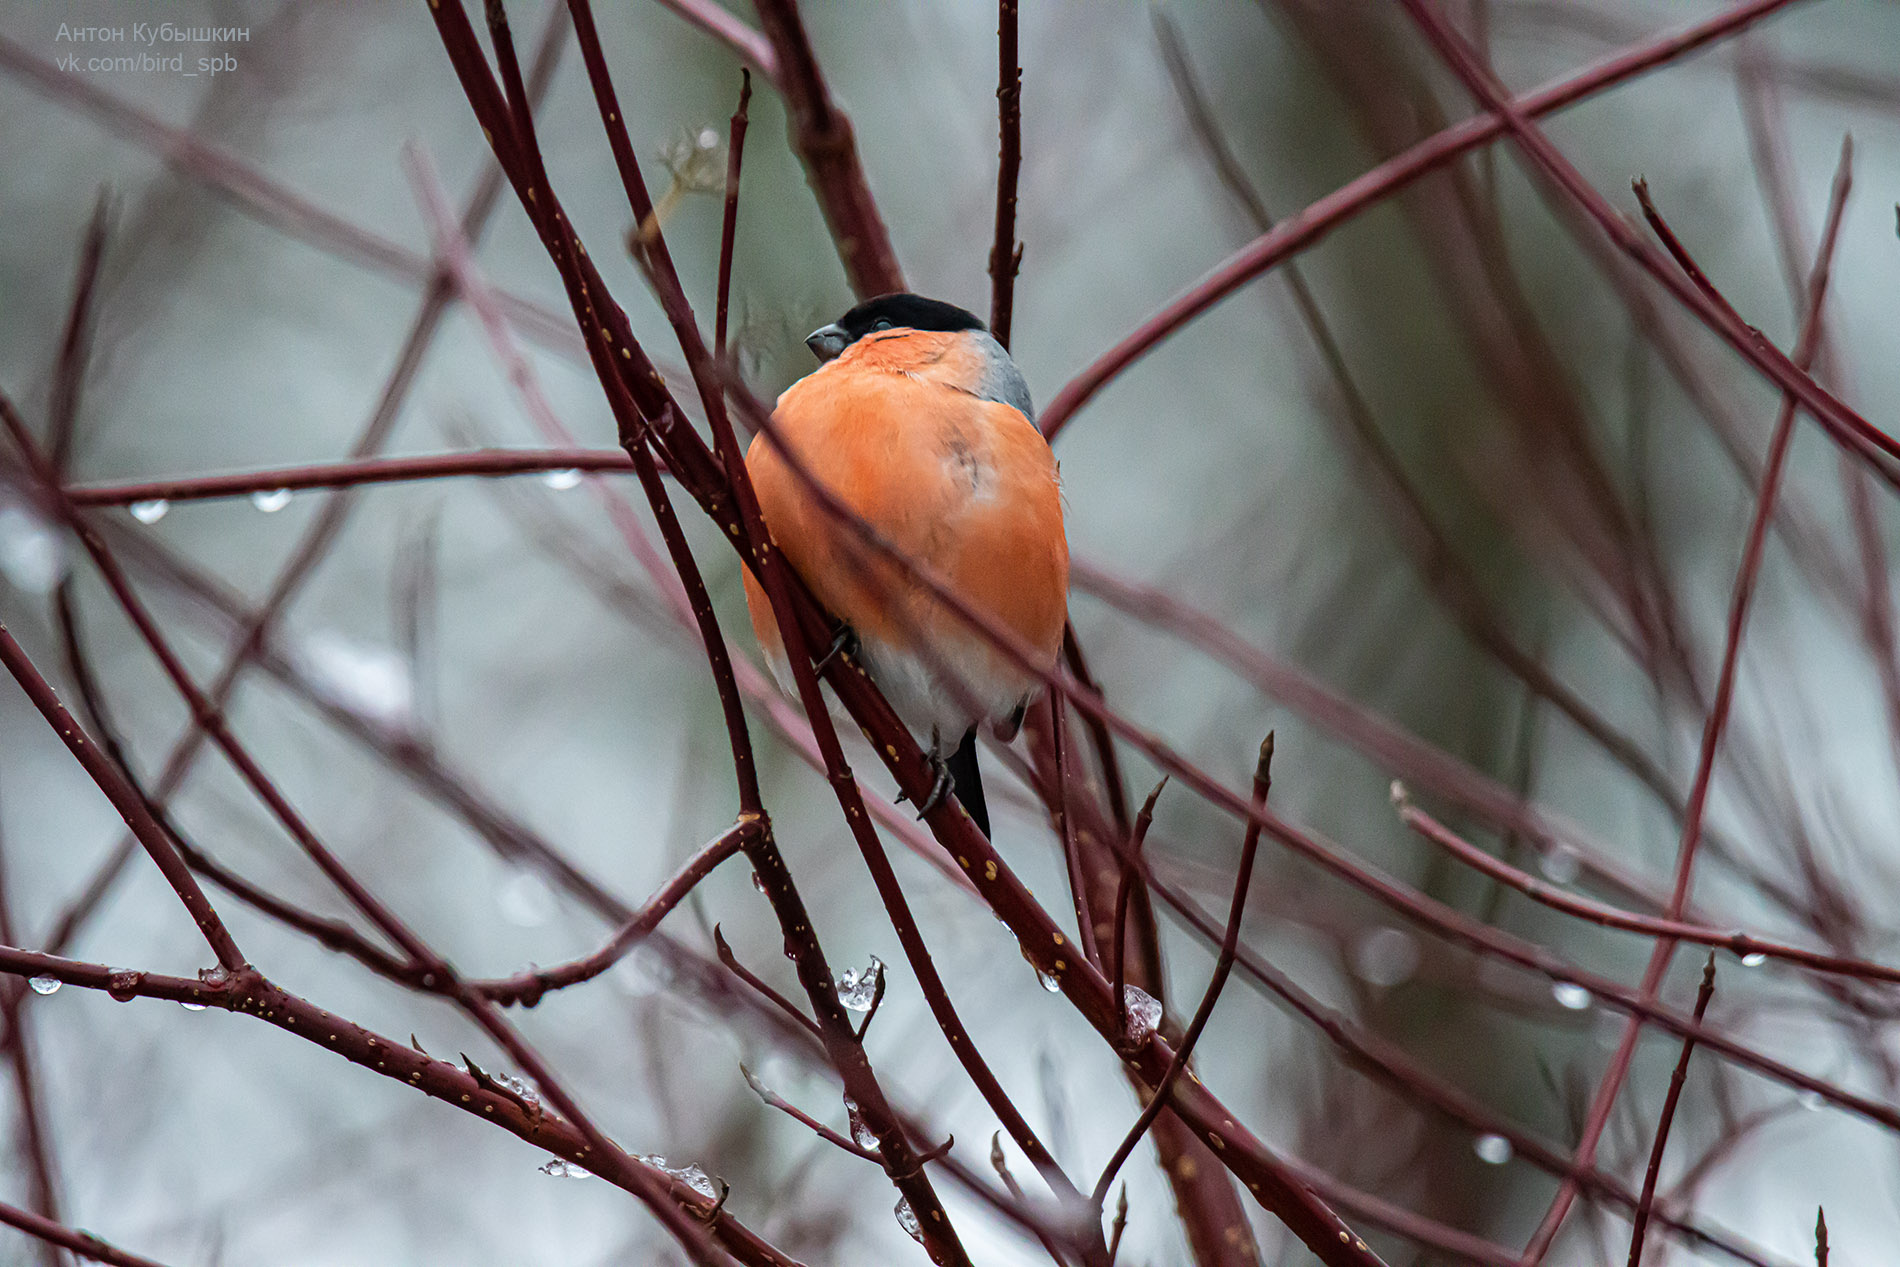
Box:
<box><xmin>741</xmin><ymin>293</ymin><xmax>1070</xmax><ymax>838</ymax></box>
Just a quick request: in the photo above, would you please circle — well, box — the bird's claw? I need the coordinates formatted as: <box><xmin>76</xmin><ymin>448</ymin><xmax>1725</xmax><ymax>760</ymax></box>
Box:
<box><xmin>812</xmin><ymin>624</ymin><xmax>859</xmax><ymax>675</ymax></box>
<box><xmin>895</xmin><ymin>733</ymin><xmax>953</xmax><ymax>819</ymax></box>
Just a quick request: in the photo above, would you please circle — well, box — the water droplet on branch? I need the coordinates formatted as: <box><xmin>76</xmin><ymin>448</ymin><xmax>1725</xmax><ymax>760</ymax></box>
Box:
<box><xmin>541</xmin><ymin>468</ymin><xmax>582</xmax><ymax>491</ymax></box>
<box><xmin>1538</xmin><ymin>846</ymin><xmax>1581</xmax><ymax>886</ymax></box>
<box><xmin>836</xmin><ymin>955</ymin><xmax>883</xmax><ymax>1011</ymax></box>
<box><xmin>1351</xmin><ymin>927</ymin><xmax>1420</xmax><ymax>988</ymax></box>
<box><xmin>250</xmin><ymin>488</ymin><xmax>292</xmax><ymax>513</ymax></box>
<box><xmin>1121</xmin><ymin>985</ymin><xmax>1163</xmax><ymax>1044</ymax></box>
<box><xmin>297</xmin><ymin>630</ymin><xmax>415</xmax><ymax>729</ymax></box>
<box><xmin>894</xmin><ymin>1196</ymin><xmax>923</xmax><ymax>1243</ymax></box>
<box><xmin>129</xmin><ymin>499</ymin><xmax>169</xmax><ymax>524</ymax></box>
<box><xmin>27</xmin><ymin>976</ymin><xmax>59</xmax><ymax>996</ymax></box>
<box><xmin>1551</xmin><ymin>982</ymin><xmax>1591</xmax><ymax>1011</ymax></box>
<box><xmin>1474</xmin><ymin>1134</ymin><xmax>1512</xmax><ymax>1165</ymax></box>
<box><xmin>0</xmin><ymin>503</ymin><xmax>67</xmax><ymax>594</ymax></box>
<box><xmin>844</xmin><ymin>1094</ymin><xmax>878</xmax><ymax>1150</ymax></box>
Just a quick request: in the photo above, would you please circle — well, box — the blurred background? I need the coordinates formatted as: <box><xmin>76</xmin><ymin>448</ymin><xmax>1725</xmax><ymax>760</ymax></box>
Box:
<box><xmin>3</xmin><ymin>0</ymin><xmax>1900</xmax><ymax>1263</ymax></box>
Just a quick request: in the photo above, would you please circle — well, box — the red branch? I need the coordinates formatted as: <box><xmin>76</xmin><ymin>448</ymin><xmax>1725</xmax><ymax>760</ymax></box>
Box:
<box><xmin>1038</xmin><ymin>0</ymin><xmax>1803</xmax><ymax>442</ymax></box>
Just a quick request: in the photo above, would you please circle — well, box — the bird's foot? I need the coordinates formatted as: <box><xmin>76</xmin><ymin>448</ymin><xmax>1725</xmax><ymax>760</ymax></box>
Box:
<box><xmin>896</xmin><ymin>730</ymin><xmax>954</xmax><ymax>819</ymax></box>
<box><xmin>811</xmin><ymin>623</ymin><xmax>859</xmax><ymax>675</ymax></box>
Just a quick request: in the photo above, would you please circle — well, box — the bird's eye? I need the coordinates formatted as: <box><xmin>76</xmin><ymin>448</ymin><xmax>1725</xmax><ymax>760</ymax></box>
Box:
<box><xmin>873</xmin><ymin>319</ymin><xmax>893</xmax><ymax>331</ymax></box>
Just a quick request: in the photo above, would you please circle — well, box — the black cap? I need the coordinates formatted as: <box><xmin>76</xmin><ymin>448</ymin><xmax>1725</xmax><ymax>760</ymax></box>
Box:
<box><xmin>806</xmin><ymin>293</ymin><xmax>986</xmax><ymax>361</ymax></box>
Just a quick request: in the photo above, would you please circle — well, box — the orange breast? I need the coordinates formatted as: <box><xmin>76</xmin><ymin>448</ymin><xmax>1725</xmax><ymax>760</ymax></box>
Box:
<box><xmin>741</xmin><ymin>335</ymin><xmax>1068</xmax><ymax>723</ymax></box>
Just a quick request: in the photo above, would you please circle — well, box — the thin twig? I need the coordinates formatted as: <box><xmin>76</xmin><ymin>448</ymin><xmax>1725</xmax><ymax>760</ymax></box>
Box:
<box><xmin>1039</xmin><ymin>0</ymin><xmax>1802</xmax><ymax>442</ymax></box>
<box><xmin>1478</xmin><ymin>117</ymin><xmax>1853</xmax><ymax>1262</ymax></box>
<box><xmin>988</xmin><ymin>0</ymin><xmax>1023</xmax><ymax>346</ymax></box>
<box><xmin>715</xmin><ymin>69</ymin><xmax>752</xmax><ymax>363</ymax></box>
<box><xmin>1092</xmin><ymin>735</ymin><xmax>1270</xmax><ymax>1207</ymax></box>
<box><xmin>1626</xmin><ymin>955</ymin><xmax>1718</xmax><ymax>1267</ymax></box>
<box><xmin>1395</xmin><ymin>794</ymin><xmax>1900</xmax><ymax>985</ymax></box>
<box><xmin>0</xmin><ymin>1200</ymin><xmax>172</xmax><ymax>1267</ymax></box>
<box><xmin>1111</xmin><ymin>777</ymin><xmax>1166</xmax><ymax>1038</ymax></box>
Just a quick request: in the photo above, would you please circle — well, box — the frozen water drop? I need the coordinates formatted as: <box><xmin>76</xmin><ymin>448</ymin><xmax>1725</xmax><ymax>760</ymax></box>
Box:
<box><xmin>636</xmin><ymin>1155</ymin><xmax>715</xmax><ymax>1198</ymax></box>
<box><xmin>540</xmin><ymin>1159</ymin><xmax>592</xmax><ymax>1178</ymax></box>
<box><xmin>1473</xmin><ymin>1134</ymin><xmax>1513</xmax><ymax>1165</ymax></box>
<box><xmin>1551</xmin><ymin>982</ymin><xmax>1592</xmax><ymax>1011</ymax></box>
<box><xmin>541</xmin><ymin>467</ymin><xmax>583</xmax><ymax>491</ymax></box>
<box><xmin>199</xmin><ymin>966</ymin><xmax>230</xmax><ymax>987</ymax></box>
<box><xmin>1538</xmin><ymin>846</ymin><xmax>1582</xmax><ymax>886</ymax></box>
<box><xmin>129</xmin><ymin>499</ymin><xmax>169</xmax><ymax>525</ymax></box>
<box><xmin>1121</xmin><ymin>985</ymin><xmax>1163</xmax><ymax>1044</ymax></box>
<box><xmin>1035</xmin><ymin>965</ymin><xmax>1061</xmax><ymax>993</ymax></box>
<box><xmin>836</xmin><ymin>955</ymin><xmax>883</xmax><ymax>1011</ymax></box>
<box><xmin>27</xmin><ymin>976</ymin><xmax>59</xmax><ymax>996</ymax></box>
<box><xmin>697</xmin><ymin>127</ymin><xmax>720</xmax><ymax>150</ymax></box>
<box><xmin>844</xmin><ymin>1095</ymin><xmax>878</xmax><ymax>1150</ymax></box>
<box><xmin>1351</xmin><ymin>926</ymin><xmax>1420</xmax><ymax>988</ymax></box>
<box><xmin>751</xmin><ymin>870</ymin><xmax>768</xmax><ymax>895</ymax></box>
<box><xmin>494</xmin><ymin>1072</ymin><xmax>540</xmax><ymax>1105</ymax></box>
<box><xmin>1798</xmin><ymin>1089</ymin><xmax>1825</xmax><ymax>1112</ymax></box>
<box><xmin>672</xmin><ymin>1163</ymin><xmax>715</xmax><ymax>1199</ymax></box>
<box><xmin>894</xmin><ymin>1196</ymin><xmax>923</xmax><ymax>1244</ymax></box>
<box><xmin>250</xmin><ymin>487</ymin><xmax>292</xmax><ymax>513</ymax></box>
<box><xmin>0</xmin><ymin>504</ymin><xmax>67</xmax><ymax>594</ymax></box>
<box><xmin>106</xmin><ymin>969</ymin><xmax>141</xmax><ymax>1002</ymax></box>
<box><xmin>179</xmin><ymin>1000</ymin><xmax>207</xmax><ymax>1012</ymax></box>
<box><xmin>497</xmin><ymin>868</ymin><xmax>556</xmax><ymax>928</ymax></box>
<box><xmin>1739</xmin><ymin>951</ymin><xmax>1767</xmax><ymax>968</ymax></box>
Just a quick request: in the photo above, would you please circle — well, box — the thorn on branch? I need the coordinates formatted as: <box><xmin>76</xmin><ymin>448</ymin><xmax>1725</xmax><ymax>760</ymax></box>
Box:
<box><xmin>1106</xmin><ymin>1183</ymin><xmax>1129</xmax><ymax>1267</ymax></box>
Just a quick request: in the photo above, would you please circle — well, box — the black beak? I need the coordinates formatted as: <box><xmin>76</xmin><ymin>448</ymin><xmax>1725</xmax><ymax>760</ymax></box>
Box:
<box><xmin>805</xmin><ymin>323</ymin><xmax>849</xmax><ymax>362</ymax></box>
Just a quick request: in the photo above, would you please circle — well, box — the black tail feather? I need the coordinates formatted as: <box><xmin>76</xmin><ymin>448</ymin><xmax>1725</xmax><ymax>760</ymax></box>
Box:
<box><xmin>946</xmin><ymin>730</ymin><xmax>990</xmax><ymax>839</ymax></box>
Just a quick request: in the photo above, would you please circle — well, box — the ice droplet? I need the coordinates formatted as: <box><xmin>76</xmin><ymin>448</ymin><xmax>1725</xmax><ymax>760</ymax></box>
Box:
<box><xmin>844</xmin><ymin>1095</ymin><xmax>878</xmax><ymax>1150</ymax></box>
<box><xmin>129</xmin><ymin>499</ymin><xmax>169</xmax><ymax>525</ymax></box>
<box><xmin>1798</xmin><ymin>1089</ymin><xmax>1825</xmax><ymax>1112</ymax></box>
<box><xmin>1035</xmin><ymin>965</ymin><xmax>1061</xmax><ymax>993</ymax></box>
<box><xmin>496</xmin><ymin>868</ymin><xmax>556</xmax><ymax>928</ymax></box>
<box><xmin>493</xmin><ymin>1072</ymin><xmax>540</xmax><ymax>1105</ymax></box>
<box><xmin>27</xmin><ymin>976</ymin><xmax>59</xmax><ymax>996</ymax></box>
<box><xmin>179</xmin><ymin>1000</ymin><xmax>207</xmax><ymax>1012</ymax></box>
<box><xmin>836</xmin><ymin>955</ymin><xmax>883</xmax><ymax>1011</ymax></box>
<box><xmin>106</xmin><ymin>969</ymin><xmax>141</xmax><ymax>1002</ymax></box>
<box><xmin>199</xmin><ymin>966</ymin><xmax>231</xmax><ymax>987</ymax></box>
<box><xmin>1473</xmin><ymin>1134</ymin><xmax>1512</xmax><ymax>1165</ymax></box>
<box><xmin>1538</xmin><ymin>845</ymin><xmax>1582</xmax><ymax>886</ymax></box>
<box><xmin>540</xmin><ymin>1159</ymin><xmax>593</xmax><ymax>1178</ymax></box>
<box><xmin>1551</xmin><ymin>982</ymin><xmax>1592</xmax><ymax>1011</ymax></box>
<box><xmin>250</xmin><ymin>487</ymin><xmax>292</xmax><ymax>513</ymax></box>
<box><xmin>0</xmin><ymin>503</ymin><xmax>67</xmax><ymax>595</ymax></box>
<box><xmin>1350</xmin><ymin>927</ymin><xmax>1420</xmax><ymax>988</ymax></box>
<box><xmin>638</xmin><ymin>1155</ymin><xmax>714</xmax><ymax>1198</ymax></box>
<box><xmin>697</xmin><ymin>127</ymin><xmax>720</xmax><ymax>150</ymax></box>
<box><xmin>750</xmin><ymin>870</ymin><xmax>768</xmax><ymax>895</ymax></box>
<box><xmin>1739</xmin><ymin>951</ymin><xmax>1767</xmax><ymax>968</ymax></box>
<box><xmin>541</xmin><ymin>467</ymin><xmax>583</xmax><ymax>491</ymax></box>
<box><xmin>297</xmin><ymin>630</ymin><xmax>414</xmax><ymax>729</ymax></box>
<box><xmin>1121</xmin><ymin>985</ymin><xmax>1163</xmax><ymax>1044</ymax></box>
<box><xmin>894</xmin><ymin>1196</ymin><xmax>923</xmax><ymax>1244</ymax></box>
